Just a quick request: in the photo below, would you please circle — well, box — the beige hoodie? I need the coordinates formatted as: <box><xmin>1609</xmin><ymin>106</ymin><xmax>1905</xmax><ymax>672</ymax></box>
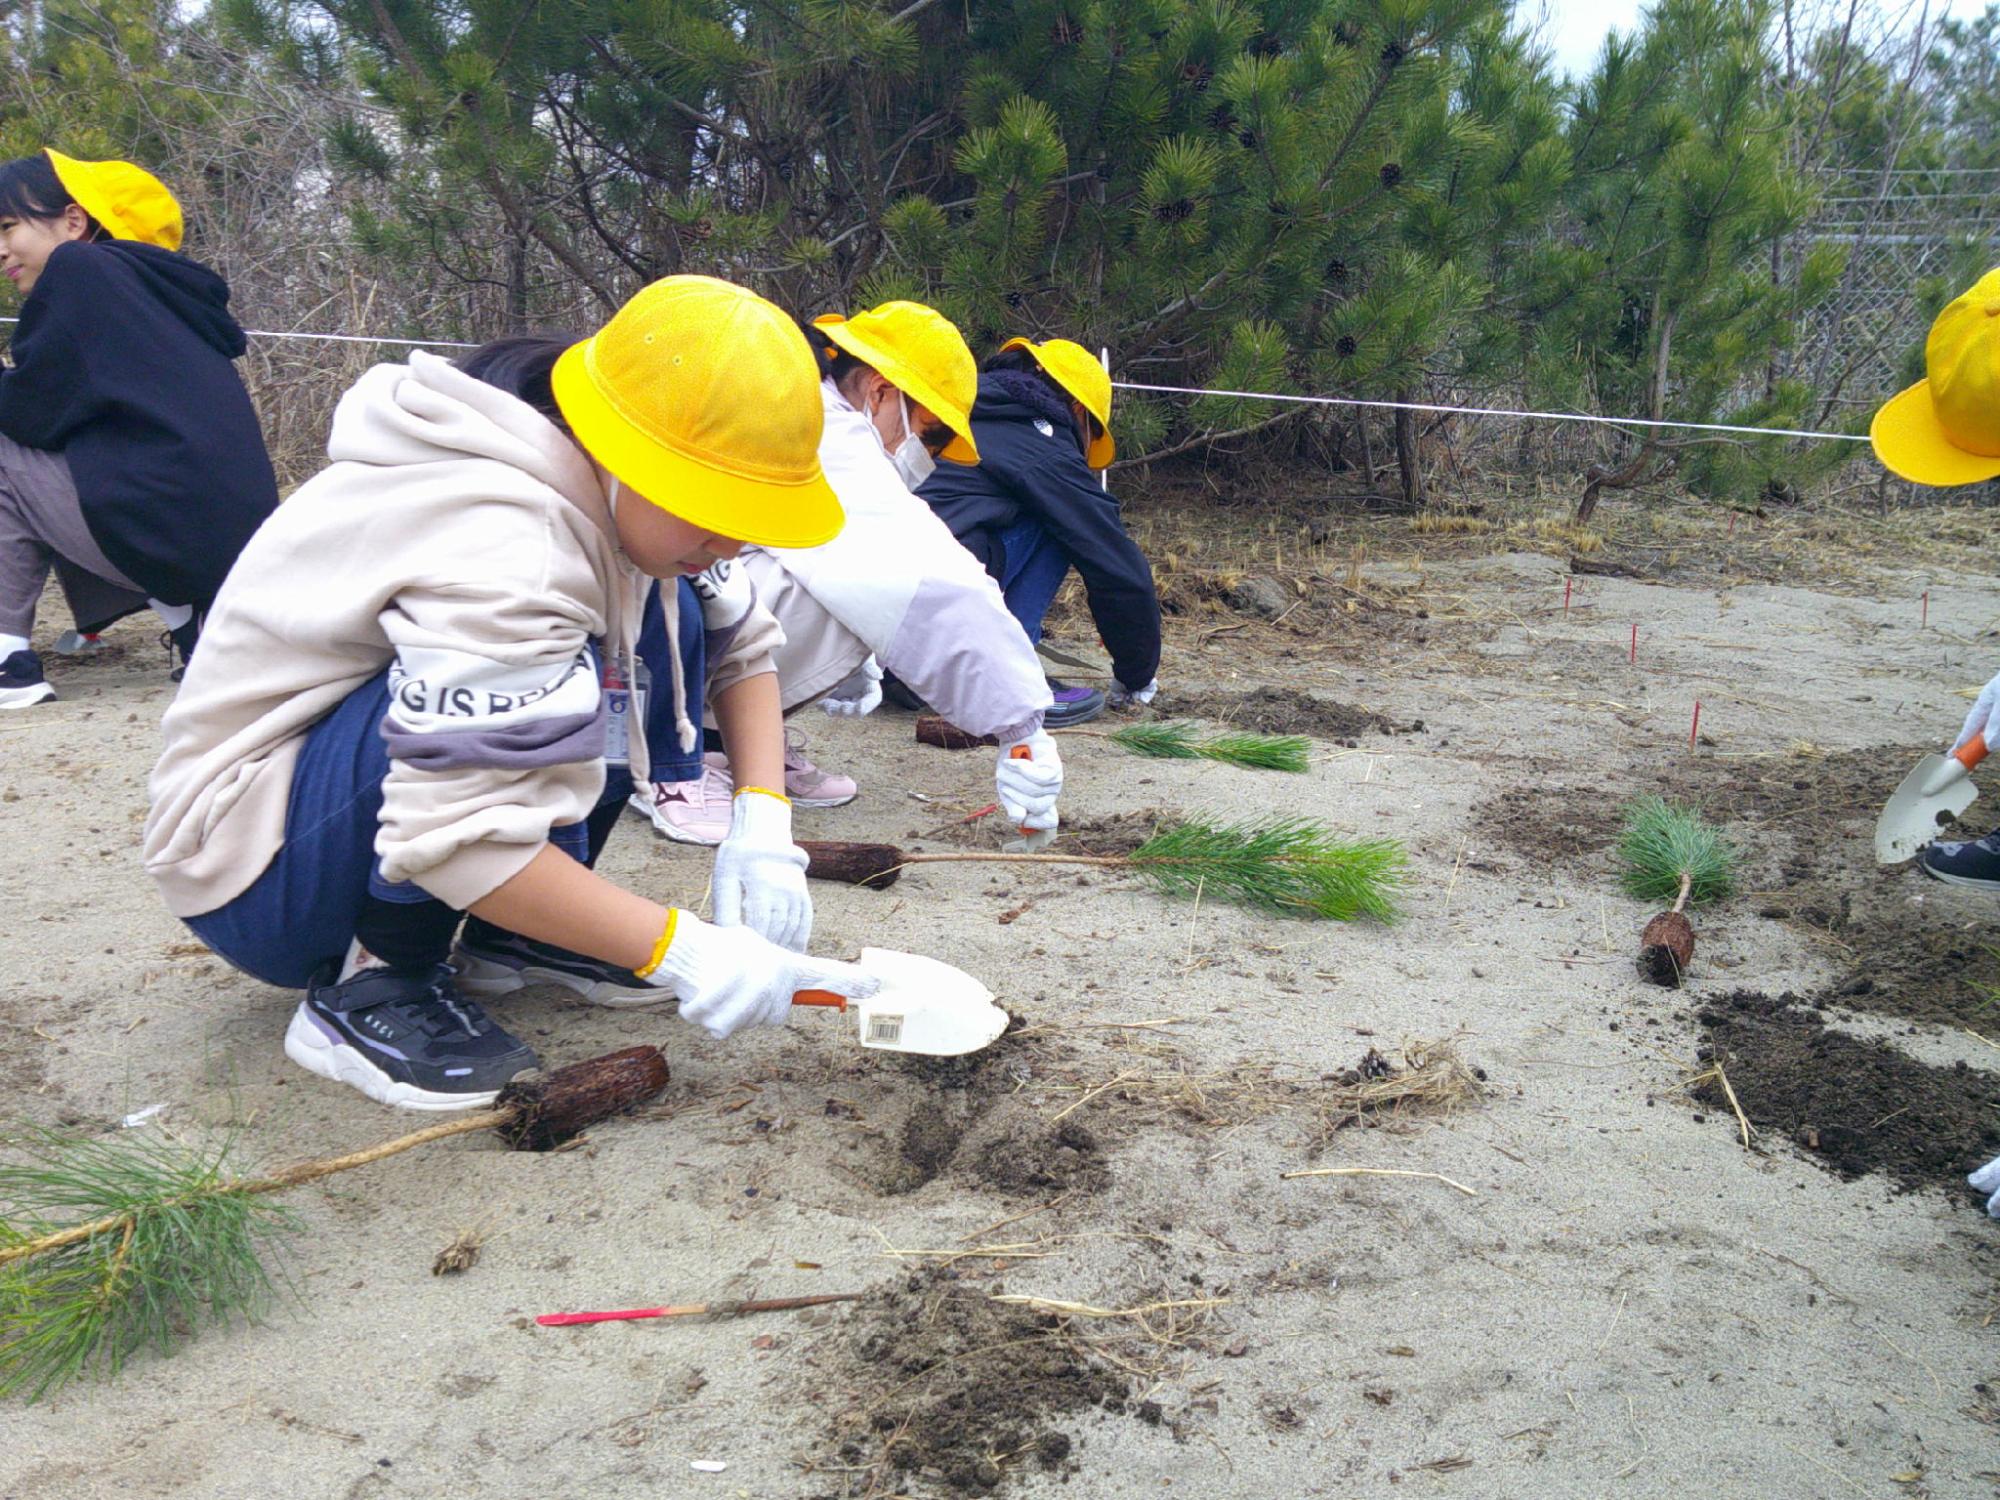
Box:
<box><xmin>144</xmin><ymin>350</ymin><xmax>781</xmax><ymax>918</ymax></box>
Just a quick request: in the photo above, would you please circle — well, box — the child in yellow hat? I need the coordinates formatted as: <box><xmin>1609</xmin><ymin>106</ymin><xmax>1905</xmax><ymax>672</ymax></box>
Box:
<box><xmin>1867</xmin><ymin>266</ymin><xmax>2000</xmax><ymax>1218</ymax></box>
<box><xmin>916</xmin><ymin>337</ymin><xmax>1162</xmax><ymax>716</ymax></box>
<box><xmin>144</xmin><ymin>275</ymin><xmax>876</xmax><ymax>1111</ymax></box>
<box><xmin>627</xmin><ymin>300</ymin><xmax>1068</xmax><ymax>848</ymax></box>
<box><xmin>0</xmin><ymin>150</ymin><xmax>277</xmax><ymax>707</ymax></box>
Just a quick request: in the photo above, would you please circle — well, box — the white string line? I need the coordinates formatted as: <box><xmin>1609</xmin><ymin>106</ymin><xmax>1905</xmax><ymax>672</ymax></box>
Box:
<box><xmin>1111</xmin><ymin>379</ymin><xmax>1872</xmax><ymax>444</ymax></box>
<box><xmin>2</xmin><ymin>314</ymin><xmax>1870</xmax><ymax>442</ymax></box>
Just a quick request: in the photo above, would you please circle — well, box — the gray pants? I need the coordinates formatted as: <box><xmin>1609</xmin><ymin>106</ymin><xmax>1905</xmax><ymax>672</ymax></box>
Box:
<box><xmin>0</xmin><ymin>432</ymin><xmax>148</xmax><ymax>637</ymax></box>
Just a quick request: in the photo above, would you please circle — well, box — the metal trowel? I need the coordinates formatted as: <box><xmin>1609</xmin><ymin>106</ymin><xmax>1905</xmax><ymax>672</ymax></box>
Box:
<box><xmin>1875</xmin><ymin>733</ymin><xmax>1988</xmax><ymax>865</ymax></box>
<box><xmin>794</xmin><ymin>947</ymin><xmax>1010</xmax><ymax>1056</ymax></box>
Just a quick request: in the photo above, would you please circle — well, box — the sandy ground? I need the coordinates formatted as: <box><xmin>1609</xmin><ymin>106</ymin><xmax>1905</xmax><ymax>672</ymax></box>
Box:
<box><xmin>4</xmin><ymin>521</ymin><xmax>2000</xmax><ymax>1500</ymax></box>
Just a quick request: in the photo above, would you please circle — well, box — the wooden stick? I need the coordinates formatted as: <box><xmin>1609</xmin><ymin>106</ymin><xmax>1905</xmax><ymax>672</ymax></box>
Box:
<box><xmin>1279</xmin><ymin>1167</ymin><xmax>1479</xmax><ymax>1197</ymax></box>
<box><xmin>537</xmin><ymin>1293</ymin><xmax>861</xmax><ymax>1327</ymax></box>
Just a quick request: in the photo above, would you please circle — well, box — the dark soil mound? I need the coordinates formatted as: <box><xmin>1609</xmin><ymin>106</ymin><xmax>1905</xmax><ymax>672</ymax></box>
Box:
<box><xmin>822</xmin><ymin>1271</ymin><xmax>1129</xmax><ymax>1495</ymax></box>
<box><xmin>970</xmin><ymin>1120</ymin><xmax>1110</xmax><ymax>1196</ymax></box>
<box><xmin>1168</xmin><ymin>685</ymin><xmax>1420</xmax><ymax>741</ymax></box>
<box><xmin>1694</xmin><ymin>992</ymin><xmax>2000</xmax><ymax>1195</ymax></box>
<box><xmin>919</xmin><ymin>807</ymin><xmax>1163</xmax><ymax>856</ymax></box>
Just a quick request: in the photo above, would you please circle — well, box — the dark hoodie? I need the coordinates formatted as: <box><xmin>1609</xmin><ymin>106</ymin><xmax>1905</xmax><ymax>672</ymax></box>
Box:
<box><xmin>918</xmin><ymin>369</ymin><xmax>1160</xmax><ymax>691</ymax></box>
<box><xmin>0</xmin><ymin>239</ymin><xmax>278</xmax><ymax>606</ymax></box>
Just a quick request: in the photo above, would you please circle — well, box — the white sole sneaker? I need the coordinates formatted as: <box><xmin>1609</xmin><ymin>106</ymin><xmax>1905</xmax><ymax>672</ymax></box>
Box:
<box><xmin>454</xmin><ymin>950</ymin><xmax>668</xmax><ymax>1009</ymax></box>
<box><xmin>625</xmin><ymin>789</ymin><xmax>728</xmax><ymax>845</ymax></box>
<box><xmin>282</xmin><ymin>1002</ymin><xmax>503</xmax><ymax>1111</ymax></box>
<box><xmin>789</xmin><ymin>787</ymin><xmax>858</xmax><ymax>809</ymax></box>
<box><xmin>0</xmin><ymin>682</ymin><xmax>57</xmax><ymax>710</ymax></box>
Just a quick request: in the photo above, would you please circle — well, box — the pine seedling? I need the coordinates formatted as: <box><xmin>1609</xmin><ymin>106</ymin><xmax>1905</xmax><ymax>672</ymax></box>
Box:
<box><xmin>1616</xmin><ymin>796</ymin><xmax>1738</xmax><ymax>908</ymax></box>
<box><xmin>0</xmin><ymin>1127</ymin><xmax>300</xmax><ymax>1401</ymax></box>
<box><xmin>1104</xmin><ymin>721</ymin><xmax>1311</xmax><ymax>773</ymax></box>
<box><xmin>1125</xmin><ymin>816</ymin><xmax>1405</xmax><ymax>921</ymax></box>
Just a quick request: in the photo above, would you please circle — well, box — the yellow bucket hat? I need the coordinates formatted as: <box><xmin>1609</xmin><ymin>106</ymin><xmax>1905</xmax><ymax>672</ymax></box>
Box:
<box><xmin>814</xmin><ymin>302</ymin><xmax>980</xmax><ymax>464</ymax></box>
<box><xmin>1000</xmin><ymin>337</ymin><xmax>1115</xmax><ymax>469</ymax></box>
<box><xmin>1870</xmin><ymin>267</ymin><xmax>2000</xmax><ymax>488</ymax></box>
<box><xmin>552</xmin><ymin>275</ymin><xmax>842</xmax><ymax>550</ymax></box>
<box><xmin>44</xmin><ymin>149</ymin><xmax>182</xmax><ymax>251</ymax></box>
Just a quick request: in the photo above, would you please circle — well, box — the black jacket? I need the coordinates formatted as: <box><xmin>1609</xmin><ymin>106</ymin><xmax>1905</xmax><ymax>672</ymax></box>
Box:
<box><xmin>0</xmin><ymin>239</ymin><xmax>278</xmax><ymax>606</ymax></box>
<box><xmin>919</xmin><ymin>371</ymin><xmax>1160</xmax><ymax>690</ymax></box>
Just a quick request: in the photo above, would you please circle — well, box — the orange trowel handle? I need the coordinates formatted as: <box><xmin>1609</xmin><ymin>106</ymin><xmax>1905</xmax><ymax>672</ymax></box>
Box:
<box><xmin>1008</xmin><ymin>743</ymin><xmax>1034</xmax><ymax>837</ymax></box>
<box><xmin>1955</xmin><ymin>732</ymin><xmax>1989</xmax><ymax>772</ymax></box>
<box><xmin>794</xmin><ymin>991</ymin><xmax>848</xmax><ymax>1010</ymax></box>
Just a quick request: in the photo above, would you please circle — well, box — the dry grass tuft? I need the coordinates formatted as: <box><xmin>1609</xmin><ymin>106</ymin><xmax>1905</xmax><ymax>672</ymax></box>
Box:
<box><xmin>1410</xmin><ymin>513</ymin><xmax>1493</xmax><ymax>535</ymax></box>
<box><xmin>1316</xmin><ymin>1036</ymin><xmax>1485</xmax><ymax>1132</ymax></box>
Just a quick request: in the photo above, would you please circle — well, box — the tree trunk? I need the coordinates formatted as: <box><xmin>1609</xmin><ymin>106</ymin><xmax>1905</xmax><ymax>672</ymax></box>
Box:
<box><xmin>1393</xmin><ymin>391</ymin><xmax>1425</xmax><ymax>509</ymax></box>
<box><xmin>1357</xmin><ymin>414</ymin><xmax>1377</xmax><ymax>484</ymax></box>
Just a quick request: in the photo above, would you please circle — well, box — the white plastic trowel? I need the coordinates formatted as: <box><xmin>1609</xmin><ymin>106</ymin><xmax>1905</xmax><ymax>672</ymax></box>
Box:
<box><xmin>1875</xmin><ymin>733</ymin><xmax>1987</xmax><ymax>865</ymax></box>
<box><xmin>794</xmin><ymin>948</ymin><xmax>1010</xmax><ymax>1056</ymax></box>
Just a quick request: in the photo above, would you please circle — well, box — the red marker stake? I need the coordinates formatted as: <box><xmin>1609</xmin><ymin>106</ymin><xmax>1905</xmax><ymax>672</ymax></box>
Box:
<box><xmin>1922</xmin><ymin>591</ymin><xmax>1929</xmax><ymax>629</ymax></box>
<box><xmin>1629</xmin><ymin>623</ymin><xmax>1638</xmax><ymax>666</ymax></box>
<box><xmin>1689</xmin><ymin>700</ymin><xmax>1701</xmax><ymax>750</ymax></box>
<box><xmin>1727</xmin><ymin>512</ymin><xmax>1736</xmax><ymax>537</ymax></box>
<box><xmin>1563</xmin><ymin>577</ymin><xmax>1573</xmax><ymax>615</ymax></box>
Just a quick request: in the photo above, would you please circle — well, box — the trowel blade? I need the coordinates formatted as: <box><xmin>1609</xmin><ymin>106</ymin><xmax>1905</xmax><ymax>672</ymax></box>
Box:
<box><xmin>1875</xmin><ymin>753</ymin><xmax>1978</xmax><ymax>865</ymax></box>
<box><xmin>843</xmin><ymin>948</ymin><xmax>1010</xmax><ymax>1057</ymax></box>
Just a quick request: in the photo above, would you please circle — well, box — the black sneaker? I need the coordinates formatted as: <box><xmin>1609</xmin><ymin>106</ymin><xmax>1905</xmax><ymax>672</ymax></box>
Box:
<box><xmin>285</xmin><ymin>962</ymin><xmax>539</xmax><ymax>1110</ymax></box>
<box><xmin>1918</xmin><ymin>832</ymin><xmax>2000</xmax><ymax>892</ymax></box>
<box><xmin>0</xmin><ymin>649</ymin><xmax>55</xmax><ymax>710</ymax></box>
<box><xmin>163</xmin><ymin>611</ymin><xmax>203</xmax><ymax>683</ymax></box>
<box><xmin>879</xmin><ymin>671</ymin><xmax>930</xmax><ymax>713</ymax></box>
<box><xmin>1044</xmin><ymin>677</ymin><xmax>1107</xmax><ymax>728</ymax></box>
<box><xmin>453</xmin><ymin>922</ymin><xmax>663</xmax><ymax>1008</ymax></box>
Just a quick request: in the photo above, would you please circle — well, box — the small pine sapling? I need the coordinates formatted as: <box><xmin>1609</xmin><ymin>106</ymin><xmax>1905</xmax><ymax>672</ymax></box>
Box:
<box><xmin>1615</xmin><ymin>797</ymin><xmax>1739</xmax><ymax>986</ymax></box>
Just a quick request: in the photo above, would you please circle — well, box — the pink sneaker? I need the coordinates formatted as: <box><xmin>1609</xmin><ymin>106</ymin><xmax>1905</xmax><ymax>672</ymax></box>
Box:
<box><xmin>628</xmin><ymin>756</ymin><xmax>734</xmax><ymax>845</ymax></box>
<box><xmin>783</xmin><ymin>727</ymin><xmax>857</xmax><ymax>808</ymax></box>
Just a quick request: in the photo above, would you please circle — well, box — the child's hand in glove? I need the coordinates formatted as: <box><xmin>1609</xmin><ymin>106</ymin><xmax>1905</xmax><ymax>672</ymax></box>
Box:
<box><xmin>1972</xmin><ymin>1153</ymin><xmax>2000</xmax><ymax>1219</ymax></box>
<box><xmin>1953</xmin><ymin>669</ymin><xmax>2000</xmax><ymax>755</ymax></box>
<box><xmin>640</xmin><ymin>910</ymin><xmax>876</xmax><ymax>1039</ymax></box>
<box><xmin>823</xmin><ymin>656</ymin><xmax>884</xmax><ymax>718</ymax></box>
<box><xmin>995</xmin><ymin>730</ymin><xmax>1063</xmax><ymax>846</ymax></box>
<box><xmin>710</xmin><ymin>788</ymin><xmax>812</xmax><ymax>951</ymax></box>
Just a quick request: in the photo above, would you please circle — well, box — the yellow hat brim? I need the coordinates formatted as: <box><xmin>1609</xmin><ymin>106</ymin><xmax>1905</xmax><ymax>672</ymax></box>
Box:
<box><xmin>552</xmin><ymin>341</ymin><xmax>844</xmax><ymax>550</ymax></box>
<box><xmin>45</xmin><ymin>148</ymin><xmax>182</xmax><ymax>251</ymax></box>
<box><xmin>816</xmin><ymin>317</ymin><xmax>980</xmax><ymax>465</ymax></box>
<box><xmin>1870</xmin><ymin>379</ymin><xmax>2000</xmax><ymax>488</ymax></box>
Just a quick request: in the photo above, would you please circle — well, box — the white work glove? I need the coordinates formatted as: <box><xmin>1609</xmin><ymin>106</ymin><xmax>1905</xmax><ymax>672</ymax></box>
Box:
<box><xmin>689</xmin><ymin>557</ymin><xmax>754</xmax><ymax>631</ymax></box>
<box><xmin>1952</xmin><ymin>670</ymin><xmax>2000</xmax><ymax>755</ymax></box>
<box><xmin>1973</xmin><ymin>1153</ymin><xmax>2000</xmax><ymax>1219</ymax></box>
<box><xmin>996</xmin><ymin>729</ymin><xmax>1063</xmax><ymax>842</ymax></box>
<box><xmin>823</xmin><ymin>656</ymin><xmax>884</xmax><ymax>718</ymax></box>
<box><xmin>1109</xmin><ymin>677</ymin><xmax>1159</xmax><ymax>709</ymax></box>
<box><xmin>711</xmin><ymin>788</ymin><xmax>812</xmax><ymax>951</ymax></box>
<box><xmin>640</xmin><ymin>910</ymin><xmax>878</xmax><ymax>1040</ymax></box>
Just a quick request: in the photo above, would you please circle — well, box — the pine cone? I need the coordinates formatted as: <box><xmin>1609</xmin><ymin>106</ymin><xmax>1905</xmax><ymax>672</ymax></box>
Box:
<box><xmin>1335</xmin><ymin>334</ymin><xmax>1359</xmax><ymax>357</ymax></box>
<box><xmin>1379</xmin><ymin>162</ymin><xmax>1403</xmax><ymax>188</ymax></box>
<box><xmin>1154</xmin><ymin>198</ymin><xmax>1196</xmax><ymax>223</ymax></box>
<box><xmin>1326</xmin><ymin>258</ymin><xmax>1350</xmax><ymax>284</ymax></box>
<box><xmin>1205</xmin><ymin>102</ymin><xmax>1237</xmax><ymax>132</ymax></box>
<box><xmin>1380</xmin><ymin>40</ymin><xmax>1406</xmax><ymax>67</ymax></box>
<box><xmin>1180</xmin><ymin>61</ymin><xmax>1212</xmax><ymax>92</ymax></box>
<box><xmin>1238</xmin><ymin>129</ymin><xmax>1259</xmax><ymax>150</ymax></box>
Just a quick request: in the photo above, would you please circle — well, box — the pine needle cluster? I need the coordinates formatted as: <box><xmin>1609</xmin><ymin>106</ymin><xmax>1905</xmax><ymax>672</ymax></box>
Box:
<box><xmin>0</xmin><ymin>1128</ymin><xmax>299</xmax><ymax>1401</ymax></box>
<box><xmin>1128</xmin><ymin>816</ymin><xmax>1404</xmax><ymax>922</ymax></box>
<box><xmin>1107</xmin><ymin>721</ymin><xmax>1311</xmax><ymax>772</ymax></box>
<box><xmin>1615</xmin><ymin>797</ymin><xmax>1738</xmax><ymax>906</ymax></box>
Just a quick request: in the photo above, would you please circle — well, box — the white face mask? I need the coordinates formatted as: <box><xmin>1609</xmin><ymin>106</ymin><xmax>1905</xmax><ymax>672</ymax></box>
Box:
<box><xmin>882</xmin><ymin>391</ymin><xmax>936</xmax><ymax>489</ymax></box>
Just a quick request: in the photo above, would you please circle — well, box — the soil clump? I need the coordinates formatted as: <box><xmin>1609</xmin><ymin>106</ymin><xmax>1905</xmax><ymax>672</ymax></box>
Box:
<box><xmin>1693</xmin><ymin>992</ymin><xmax>2000</xmax><ymax>1195</ymax></box>
<box><xmin>820</xmin><ymin>1270</ymin><xmax>1129</xmax><ymax>1496</ymax></box>
<box><xmin>921</xmin><ymin>807</ymin><xmax>1164</xmax><ymax>855</ymax></box>
<box><xmin>1167</xmin><ymin>685</ymin><xmax>1420</xmax><ymax>741</ymax></box>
